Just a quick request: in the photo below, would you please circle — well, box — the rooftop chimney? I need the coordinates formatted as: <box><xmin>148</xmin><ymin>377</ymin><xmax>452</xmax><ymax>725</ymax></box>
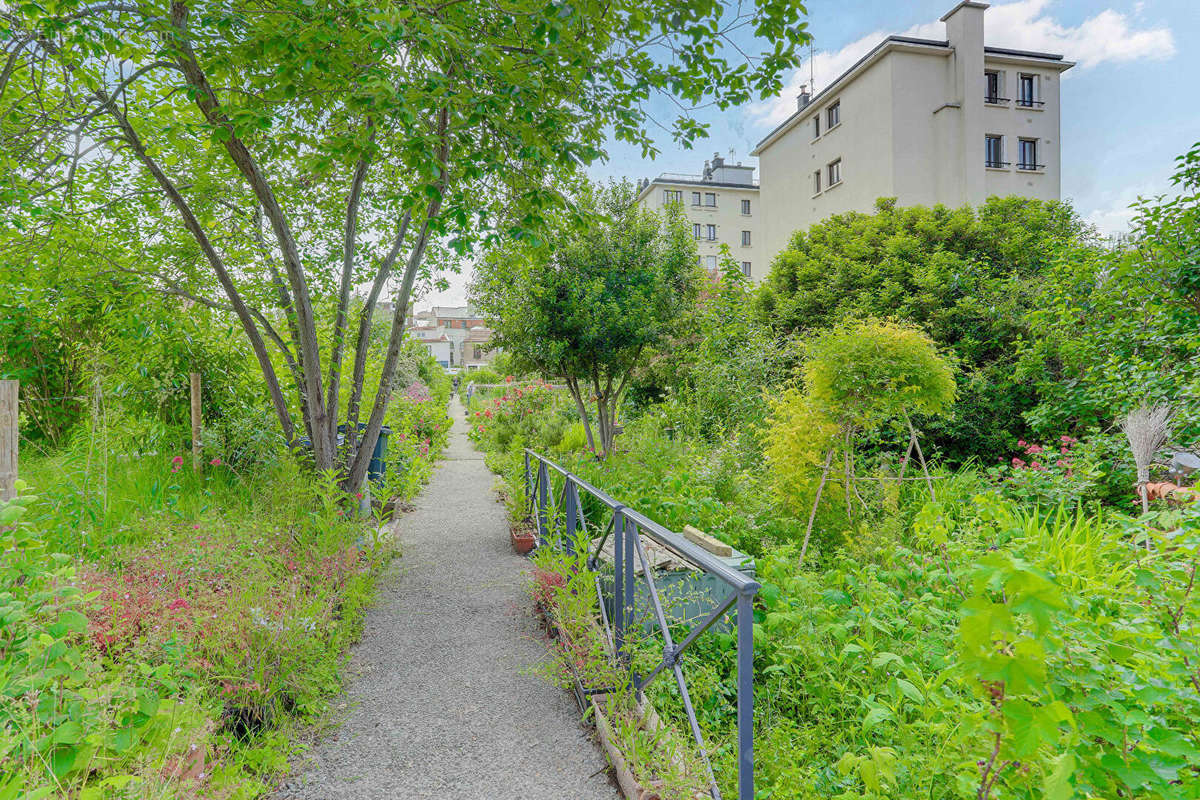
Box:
<box><xmin>712</xmin><ymin>151</ymin><xmax>724</xmax><ymax>168</ymax></box>
<box><xmin>797</xmin><ymin>83</ymin><xmax>811</xmax><ymax>110</ymax></box>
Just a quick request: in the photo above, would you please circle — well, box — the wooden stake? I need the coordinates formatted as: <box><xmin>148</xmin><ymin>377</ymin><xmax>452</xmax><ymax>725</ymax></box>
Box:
<box><xmin>0</xmin><ymin>380</ymin><xmax>16</xmax><ymax>501</ymax></box>
<box><xmin>190</xmin><ymin>372</ymin><xmax>202</xmax><ymax>472</ymax></box>
<box><xmin>800</xmin><ymin>447</ymin><xmax>836</xmax><ymax>569</ymax></box>
<box><xmin>904</xmin><ymin>411</ymin><xmax>936</xmax><ymax>502</ymax></box>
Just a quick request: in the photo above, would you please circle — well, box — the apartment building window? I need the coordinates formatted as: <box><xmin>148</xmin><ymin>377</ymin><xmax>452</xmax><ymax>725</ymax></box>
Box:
<box><xmin>704</xmin><ymin>192</ymin><xmax>717</xmax><ymax>207</ymax></box>
<box><xmin>1017</xmin><ymin>74</ymin><xmax>1040</xmax><ymax>107</ymax></box>
<box><xmin>691</xmin><ymin>191</ymin><xmax>701</xmax><ymax>205</ymax></box>
<box><xmin>741</xmin><ymin>230</ymin><xmax>751</xmax><ymax>247</ymax></box>
<box><xmin>826</xmin><ymin>101</ymin><xmax>840</xmax><ymax>129</ymax></box>
<box><xmin>705</xmin><ymin>255</ymin><xmax>718</xmax><ymax>270</ymax></box>
<box><xmin>812</xmin><ymin>169</ymin><xmax>821</xmax><ymax>195</ymax></box>
<box><xmin>693</xmin><ymin>223</ymin><xmax>702</xmax><ymax>240</ymax></box>
<box><xmin>741</xmin><ymin>199</ymin><xmax>751</xmax><ymax>215</ymax></box>
<box><xmin>984</xmin><ymin>70</ymin><xmax>1004</xmax><ymax>103</ymax></box>
<box><xmin>827</xmin><ymin>158</ymin><xmax>842</xmax><ymax>186</ymax></box>
<box><xmin>985</xmin><ymin>134</ymin><xmax>1005</xmax><ymax>168</ymax></box>
<box><xmin>741</xmin><ymin>261</ymin><xmax>752</xmax><ymax>277</ymax></box>
<box><xmin>706</xmin><ymin>224</ymin><xmax>717</xmax><ymax>240</ymax></box>
<box><xmin>663</xmin><ymin>189</ymin><xmax>682</xmax><ymax>204</ymax></box>
<box><xmin>812</xmin><ymin>116</ymin><xmax>820</xmax><ymax>139</ymax></box>
<box><xmin>473</xmin><ymin>345</ymin><xmax>483</xmax><ymax>359</ymax></box>
<box><xmin>1017</xmin><ymin>138</ymin><xmax>1041</xmax><ymax>170</ymax></box>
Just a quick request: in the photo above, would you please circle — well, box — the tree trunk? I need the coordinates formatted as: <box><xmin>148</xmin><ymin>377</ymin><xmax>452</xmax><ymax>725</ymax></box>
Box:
<box><xmin>566</xmin><ymin>377</ymin><xmax>596</xmax><ymax>454</ymax></box>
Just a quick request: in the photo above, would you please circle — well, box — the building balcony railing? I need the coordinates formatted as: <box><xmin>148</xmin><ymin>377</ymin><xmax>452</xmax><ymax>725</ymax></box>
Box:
<box><xmin>985</xmin><ymin>160</ymin><xmax>1010</xmax><ymax>168</ymax></box>
<box><xmin>1015</xmin><ymin>98</ymin><xmax>1045</xmax><ymax>108</ymax></box>
<box><xmin>1016</xmin><ymin>162</ymin><xmax>1046</xmax><ymax>171</ymax></box>
<box><xmin>984</xmin><ymin>95</ymin><xmax>1010</xmax><ymax>104</ymax></box>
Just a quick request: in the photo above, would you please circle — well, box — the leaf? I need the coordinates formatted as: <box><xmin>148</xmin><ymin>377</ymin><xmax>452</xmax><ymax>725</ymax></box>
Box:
<box><xmin>895</xmin><ymin>678</ymin><xmax>924</xmax><ymax>705</ymax></box>
<box><xmin>52</xmin><ymin>721</ymin><xmax>83</xmax><ymax>745</ymax></box>
<box><xmin>862</xmin><ymin>707</ymin><xmax>893</xmax><ymax>732</ymax></box>
<box><xmin>1043</xmin><ymin>752</ymin><xmax>1075</xmax><ymax>800</ymax></box>
<box><xmin>58</xmin><ymin>610</ymin><xmax>88</xmax><ymax>635</ymax></box>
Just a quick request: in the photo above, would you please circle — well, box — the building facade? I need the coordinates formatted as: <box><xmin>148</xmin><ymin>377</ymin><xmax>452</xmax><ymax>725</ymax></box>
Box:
<box><xmin>407</xmin><ymin>305</ymin><xmax>498</xmax><ymax>370</ymax></box>
<box><xmin>635</xmin><ymin>154</ymin><xmax>764</xmax><ymax>281</ymax></box>
<box><xmin>751</xmin><ymin>1</ymin><xmax>1073</xmax><ymax>262</ymax></box>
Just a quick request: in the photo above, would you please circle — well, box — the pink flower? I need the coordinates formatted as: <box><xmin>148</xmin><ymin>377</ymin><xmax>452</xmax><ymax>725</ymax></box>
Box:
<box><xmin>167</xmin><ymin>598</ymin><xmax>190</xmax><ymax>611</ymax></box>
<box><xmin>209</xmin><ymin>457</ymin><xmax>222</xmax><ymax>466</ymax></box>
<box><xmin>1055</xmin><ymin>459</ymin><xmax>1067</xmax><ymax>468</ymax></box>
<box><xmin>1017</xmin><ymin>440</ymin><xmax>1026</xmax><ymax>448</ymax></box>
<box><xmin>1031</xmin><ymin>461</ymin><xmax>1044</xmax><ymax>471</ymax></box>
<box><xmin>355</xmin><ymin>492</ymin><xmax>363</xmax><ymax>500</ymax></box>
<box><xmin>172</xmin><ymin>455</ymin><xmax>184</xmax><ymax>466</ymax></box>
<box><xmin>192</xmin><ymin>524</ymin><xmax>200</xmax><ymax>529</ymax></box>
<box><xmin>1025</xmin><ymin>444</ymin><xmax>1043</xmax><ymax>455</ymax></box>
<box><xmin>1060</xmin><ymin>435</ymin><xmax>1076</xmax><ymax>444</ymax></box>
<box><xmin>1011</xmin><ymin>457</ymin><xmax>1026</xmax><ymax>468</ymax></box>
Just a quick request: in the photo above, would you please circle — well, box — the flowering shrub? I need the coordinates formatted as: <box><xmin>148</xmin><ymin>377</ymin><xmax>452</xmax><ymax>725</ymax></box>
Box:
<box><xmin>987</xmin><ymin>435</ymin><xmax>1098</xmax><ymax>507</ymax></box>
<box><xmin>7</xmin><ymin>453</ymin><xmax>397</xmax><ymax>797</ymax></box>
<box><xmin>467</xmin><ymin>381</ymin><xmax>568</xmax><ymax>455</ymax></box>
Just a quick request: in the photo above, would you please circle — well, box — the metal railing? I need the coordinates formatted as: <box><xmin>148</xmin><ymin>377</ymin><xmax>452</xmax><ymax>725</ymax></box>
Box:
<box><xmin>524</xmin><ymin>449</ymin><xmax>758</xmax><ymax>800</ymax></box>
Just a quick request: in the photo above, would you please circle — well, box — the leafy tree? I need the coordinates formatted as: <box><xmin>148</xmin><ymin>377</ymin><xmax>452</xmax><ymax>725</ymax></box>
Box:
<box><xmin>634</xmin><ymin>256</ymin><xmax>797</xmax><ymax>442</ymax></box>
<box><xmin>755</xmin><ymin>196</ymin><xmax>1099</xmax><ymax>462</ymax></box>
<box><xmin>472</xmin><ymin>181</ymin><xmax>701</xmax><ymax>457</ymax></box>
<box><xmin>2</xmin><ymin>0</ymin><xmax>810</xmax><ymax>489</ymax></box>
<box><xmin>765</xmin><ymin>320</ymin><xmax>955</xmax><ymax>565</ymax></box>
<box><xmin>1018</xmin><ymin>141</ymin><xmax>1200</xmax><ymax>441</ymax></box>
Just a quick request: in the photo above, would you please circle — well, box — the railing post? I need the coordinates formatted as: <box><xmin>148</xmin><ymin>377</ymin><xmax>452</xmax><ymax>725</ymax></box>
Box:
<box><xmin>612</xmin><ymin>505</ymin><xmax>625</xmax><ymax>658</ymax></box>
<box><xmin>523</xmin><ymin>450</ymin><xmax>531</xmax><ymax>507</ymax></box>
<box><xmin>621</xmin><ymin>516</ymin><xmax>635</xmax><ymax>664</ymax></box>
<box><xmin>536</xmin><ymin>460</ymin><xmax>549</xmax><ymax>546</ymax></box>
<box><xmin>564</xmin><ymin>479</ymin><xmax>577</xmax><ymax>556</ymax></box>
<box><xmin>736</xmin><ymin>589</ymin><xmax>755</xmax><ymax>800</ymax></box>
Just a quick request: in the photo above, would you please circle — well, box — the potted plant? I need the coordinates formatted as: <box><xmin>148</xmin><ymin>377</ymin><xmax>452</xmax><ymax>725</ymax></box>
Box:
<box><xmin>511</xmin><ymin>520</ymin><xmax>537</xmax><ymax>555</ymax></box>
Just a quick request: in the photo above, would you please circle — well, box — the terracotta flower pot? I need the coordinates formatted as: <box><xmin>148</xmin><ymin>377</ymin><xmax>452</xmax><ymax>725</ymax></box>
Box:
<box><xmin>511</xmin><ymin>528</ymin><xmax>537</xmax><ymax>555</ymax></box>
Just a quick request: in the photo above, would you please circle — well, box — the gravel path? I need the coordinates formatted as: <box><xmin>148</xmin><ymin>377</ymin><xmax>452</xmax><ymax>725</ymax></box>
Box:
<box><xmin>277</xmin><ymin>396</ymin><xmax>617</xmax><ymax>800</ymax></box>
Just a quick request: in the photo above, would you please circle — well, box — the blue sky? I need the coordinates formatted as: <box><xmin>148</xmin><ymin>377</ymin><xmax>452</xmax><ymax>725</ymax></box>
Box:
<box><xmin>424</xmin><ymin>0</ymin><xmax>1197</xmax><ymax>306</ymax></box>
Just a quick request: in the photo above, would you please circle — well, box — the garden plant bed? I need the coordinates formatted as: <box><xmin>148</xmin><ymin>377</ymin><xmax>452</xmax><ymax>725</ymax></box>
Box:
<box><xmin>531</xmin><ymin>559</ymin><xmax>711</xmax><ymax>800</ymax></box>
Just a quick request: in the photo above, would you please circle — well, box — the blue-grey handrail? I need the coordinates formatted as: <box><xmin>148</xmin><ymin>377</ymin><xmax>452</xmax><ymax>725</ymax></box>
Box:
<box><xmin>522</xmin><ymin>448</ymin><xmax>758</xmax><ymax>800</ymax></box>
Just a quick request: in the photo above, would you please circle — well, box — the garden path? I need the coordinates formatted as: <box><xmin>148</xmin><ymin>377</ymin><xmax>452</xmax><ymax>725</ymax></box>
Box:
<box><xmin>276</xmin><ymin>396</ymin><xmax>616</xmax><ymax>800</ymax></box>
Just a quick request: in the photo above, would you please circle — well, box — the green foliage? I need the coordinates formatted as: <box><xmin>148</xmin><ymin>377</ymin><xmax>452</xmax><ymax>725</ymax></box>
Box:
<box><xmin>635</xmin><ymin>257</ymin><xmax>797</xmax><ymax>442</ymax></box>
<box><xmin>804</xmin><ymin>320</ymin><xmax>956</xmax><ymax>426</ymax></box>
<box><xmin>756</xmin><ymin>196</ymin><xmax>1100</xmax><ymax>461</ymax></box>
<box><xmin>473</xmin><ymin>179</ymin><xmax>703</xmax><ymax>455</ymax></box>
<box><xmin>1017</xmin><ymin>143</ymin><xmax>1200</xmax><ymax>441</ymax></box>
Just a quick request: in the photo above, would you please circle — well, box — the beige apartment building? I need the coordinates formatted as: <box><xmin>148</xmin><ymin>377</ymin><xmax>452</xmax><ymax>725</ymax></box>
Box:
<box><xmin>752</xmin><ymin>0</ymin><xmax>1074</xmax><ymax>262</ymax></box>
<box><xmin>635</xmin><ymin>154</ymin><xmax>764</xmax><ymax>280</ymax></box>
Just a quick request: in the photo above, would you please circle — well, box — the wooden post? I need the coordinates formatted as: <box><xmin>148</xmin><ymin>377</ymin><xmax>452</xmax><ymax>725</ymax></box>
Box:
<box><xmin>190</xmin><ymin>372</ymin><xmax>202</xmax><ymax>472</ymax></box>
<box><xmin>0</xmin><ymin>380</ymin><xmax>17</xmax><ymax>501</ymax></box>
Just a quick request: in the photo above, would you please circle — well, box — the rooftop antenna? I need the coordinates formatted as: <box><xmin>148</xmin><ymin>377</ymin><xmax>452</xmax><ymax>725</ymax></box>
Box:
<box><xmin>809</xmin><ymin>40</ymin><xmax>815</xmax><ymax>94</ymax></box>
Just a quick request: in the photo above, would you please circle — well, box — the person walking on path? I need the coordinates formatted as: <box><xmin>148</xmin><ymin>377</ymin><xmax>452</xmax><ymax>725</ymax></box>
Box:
<box><xmin>277</xmin><ymin>396</ymin><xmax>616</xmax><ymax>800</ymax></box>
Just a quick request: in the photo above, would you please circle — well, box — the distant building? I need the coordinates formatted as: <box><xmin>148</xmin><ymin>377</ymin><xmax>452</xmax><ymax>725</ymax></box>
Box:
<box><xmin>408</xmin><ymin>306</ymin><xmax>498</xmax><ymax>370</ymax></box>
<box><xmin>751</xmin><ymin>1</ymin><xmax>1074</xmax><ymax>261</ymax></box>
<box><xmin>635</xmin><ymin>153</ymin><xmax>763</xmax><ymax>281</ymax></box>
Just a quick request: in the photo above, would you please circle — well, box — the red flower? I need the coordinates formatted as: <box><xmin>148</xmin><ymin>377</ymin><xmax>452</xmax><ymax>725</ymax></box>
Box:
<box><xmin>477</xmin><ymin>424</ymin><xmax>485</xmax><ymax>432</ymax></box>
<box><xmin>355</xmin><ymin>492</ymin><xmax>363</xmax><ymax>500</ymax></box>
<box><xmin>171</xmin><ymin>455</ymin><xmax>184</xmax><ymax>466</ymax></box>
<box><xmin>167</xmin><ymin>598</ymin><xmax>190</xmax><ymax>611</ymax></box>
<box><xmin>1055</xmin><ymin>459</ymin><xmax>1067</xmax><ymax>468</ymax></box>
<box><xmin>505</xmin><ymin>375</ymin><xmax>514</xmax><ymax>383</ymax></box>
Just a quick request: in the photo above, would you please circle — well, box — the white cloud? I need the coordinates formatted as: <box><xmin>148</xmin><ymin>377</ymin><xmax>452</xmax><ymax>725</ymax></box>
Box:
<box><xmin>750</xmin><ymin>0</ymin><xmax>1175</xmax><ymax>129</ymax></box>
